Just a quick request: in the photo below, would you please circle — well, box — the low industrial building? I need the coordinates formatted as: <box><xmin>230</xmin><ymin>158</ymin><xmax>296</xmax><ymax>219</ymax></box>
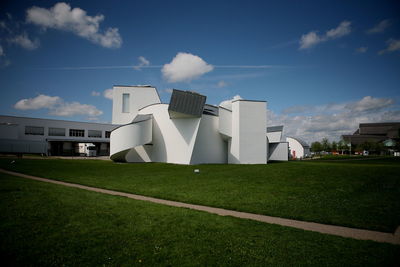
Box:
<box><xmin>0</xmin><ymin>115</ymin><xmax>116</xmax><ymax>156</ymax></box>
<box><xmin>342</xmin><ymin>122</ymin><xmax>400</xmax><ymax>145</ymax></box>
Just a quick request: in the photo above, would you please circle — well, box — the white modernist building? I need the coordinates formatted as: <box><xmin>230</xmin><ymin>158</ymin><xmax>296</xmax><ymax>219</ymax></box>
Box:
<box><xmin>0</xmin><ymin>115</ymin><xmax>116</xmax><ymax>156</ymax></box>
<box><xmin>110</xmin><ymin>85</ymin><xmax>288</xmax><ymax>164</ymax></box>
<box><xmin>286</xmin><ymin>137</ymin><xmax>310</xmax><ymax>159</ymax></box>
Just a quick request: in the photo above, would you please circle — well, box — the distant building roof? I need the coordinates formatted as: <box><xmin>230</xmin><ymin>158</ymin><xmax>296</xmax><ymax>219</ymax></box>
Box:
<box><xmin>342</xmin><ymin>135</ymin><xmax>387</xmax><ymax>145</ymax></box>
<box><xmin>287</xmin><ymin>136</ymin><xmax>310</xmax><ymax>148</ymax></box>
<box><xmin>267</xmin><ymin>125</ymin><xmax>283</xmax><ymax>133</ymax></box>
<box><xmin>342</xmin><ymin>122</ymin><xmax>400</xmax><ymax>144</ymax></box>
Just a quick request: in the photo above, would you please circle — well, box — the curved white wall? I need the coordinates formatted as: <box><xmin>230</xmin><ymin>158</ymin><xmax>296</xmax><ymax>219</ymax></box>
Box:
<box><xmin>286</xmin><ymin>137</ymin><xmax>304</xmax><ymax>159</ymax></box>
<box><xmin>134</xmin><ymin>104</ymin><xmax>201</xmax><ymax>164</ymax></box>
<box><xmin>110</xmin><ymin>118</ymin><xmax>152</xmax><ymax>161</ymax></box>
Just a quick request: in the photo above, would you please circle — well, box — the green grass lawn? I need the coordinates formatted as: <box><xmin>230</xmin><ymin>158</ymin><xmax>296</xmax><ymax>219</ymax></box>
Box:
<box><xmin>0</xmin><ymin>173</ymin><xmax>399</xmax><ymax>266</ymax></box>
<box><xmin>0</xmin><ymin>157</ymin><xmax>399</xmax><ymax>232</ymax></box>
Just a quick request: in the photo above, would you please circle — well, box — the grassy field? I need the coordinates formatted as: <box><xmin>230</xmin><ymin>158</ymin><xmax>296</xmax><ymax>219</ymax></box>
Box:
<box><xmin>0</xmin><ymin>157</ymin><xmax>399</xmax><ymax>232</ymax></box>
<box><xmin>1</xmin><ymin>173</ymin><xmax>399</xmax><ymax>266</ymax></box>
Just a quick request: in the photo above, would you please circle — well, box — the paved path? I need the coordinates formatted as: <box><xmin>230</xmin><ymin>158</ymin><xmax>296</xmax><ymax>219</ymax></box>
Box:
<box><xmin>1</xmin><ymin>168</ymin><xmax>399</xmax><ymax>245</ymax></box>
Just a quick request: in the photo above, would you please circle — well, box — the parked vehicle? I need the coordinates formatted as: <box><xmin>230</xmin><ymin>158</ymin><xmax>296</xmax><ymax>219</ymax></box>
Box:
<box><xmin>76</xmin><ymin>143</ymin><xmax>97</xmax><ymax>157</ymax></box>
<box><xmin>87</xmin><ymin>145</ymin><xmax>97</xmax><ymax>157</ymax></box>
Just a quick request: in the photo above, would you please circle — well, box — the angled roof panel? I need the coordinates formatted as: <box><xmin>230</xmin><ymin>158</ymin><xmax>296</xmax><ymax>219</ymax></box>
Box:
<box><xmin>168</xmin><ymin>89</ymin><xmax>207</xmax><ymax>118</ymax></box>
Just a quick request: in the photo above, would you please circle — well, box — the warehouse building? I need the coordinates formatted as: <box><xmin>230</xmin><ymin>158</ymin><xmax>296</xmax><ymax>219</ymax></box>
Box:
<box><xmin>0</xmin><ymin>115</ymin><xmax>116</xmax><ymax>156</ymax></box>
<box><xmin>342</xmin><ymin>122</ymin><xmax>400</xmax><ymax>145</ymax></box>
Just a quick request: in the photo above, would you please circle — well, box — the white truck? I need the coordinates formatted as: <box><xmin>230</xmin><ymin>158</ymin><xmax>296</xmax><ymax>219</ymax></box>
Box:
<box><xmin>77</xmin><ymin>143</ymin><xmax>97</xmax><ymax>157</ymax></box>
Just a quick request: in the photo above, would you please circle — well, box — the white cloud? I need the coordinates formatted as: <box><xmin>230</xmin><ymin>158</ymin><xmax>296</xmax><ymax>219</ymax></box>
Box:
<box><xmin>133</xmin><ymin>56</ymin><xmax>150</xmax><ymax>70</ymax></box>
<box><xmin>347</xmin><ymin>96</ymin><xmax>394</xmax><ymax>112</ymax></box>
<box><xmin>162</xmin><ymin>52</ymin><xmax>214</xmax><ymax>83</ymax></box>
<box><xmin>14</xmin><ymin>94</ymin><xmax>102</xmax><ymax>117</ymax></box>
<box><xmin>26</xmin><ymin>2</ymin><xmax>122</xmax><ymax>48</ymax></box>
<box><xmin>325</xmin><ymin>21</ymin><xmax>351</xmax><ymax>39</ymax></box>
<box><xmin>355</xmin><ymin>46</ymin><xmax>368</xmax><ymax>53</ymax></box>
<box><xmin>378</xmin><ymin>39</ymin><xmax>400</xmax><ymax>55</ymax></box>
<box><xmin>103</xmin><ymin>88</ymin><xmax>113</xmax><ymax>100</ymax></box>
<box><xmin>50</xmin><ymin>102</ymin><xmax>102</xmax><ymax>116</ymax></box>
<box><xmin>165</xmin><ymin>88</ymin><xmax>173</xmax><ymax>94</ymax></box>
<box><xmin>216</xmin><ymin>80</ymin><xmax>228</xmax><ymax>88</ymax></box>
<box><xmin>299</xmin><ymin>21</ymin><xmax>352</xmax><ymax>50</ymax></box>
<box><xmin>8</xmin><ymin>32</ymin><xmax>40</xmax><ymax>50</ymax></box>
<box><xmin>14</xmin><ymin>94</ymin><xmax>61</xmax><ymax>110</ymax></box>
<box><xmin>0</xmin><ymin>45</ymin><xmax>4</xmax><ymax>56</ymax></box>
<box><xmin>299</xmin><ymin>31</ymin><xmax>322</xmax><ymax>49</ymax></box>
<box><xmin>270</xmin><ymin>96</ymin><xmax>398</xmax><ymax>143</ymax></box>
<box><xmin>366</xmin><ymin>19</ymin><xmax>391</xmax><ymax>34</ymax></box>
<box><xmin>91</xmin><ymin>91</ymin><xmax>100</xmax><ymax>96</ymax></box>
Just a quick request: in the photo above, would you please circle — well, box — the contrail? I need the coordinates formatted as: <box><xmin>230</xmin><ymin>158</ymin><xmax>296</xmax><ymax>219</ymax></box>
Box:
<box><xmin>35</xmin><ymin>65</ymin><xmax>290</xmax><ymax>70</ymax></box>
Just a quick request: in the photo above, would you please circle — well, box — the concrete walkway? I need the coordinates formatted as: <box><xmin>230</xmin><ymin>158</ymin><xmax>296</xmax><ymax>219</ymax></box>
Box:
<box><xmin>1</xmin><ymin>168</ymin><xmax>399</xmax><ymax>245</ymax></box>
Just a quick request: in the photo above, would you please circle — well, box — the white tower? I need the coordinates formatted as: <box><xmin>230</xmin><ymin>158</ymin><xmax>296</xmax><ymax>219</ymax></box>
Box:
<box><xmin>112</xmin><ymin>85</ymin><xmax>161</xmax><ymax>125</ymax></box>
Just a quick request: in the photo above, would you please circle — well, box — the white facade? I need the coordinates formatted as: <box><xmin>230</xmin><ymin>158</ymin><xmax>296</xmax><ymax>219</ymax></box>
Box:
<box><xmin>112</xmin><ymin>85</ymin><xmax>161</xmax><ymax>124</ymax></box>
<box><xmin>286</xmin><ymin>137</ymin><xmax>310</xmax><ymax>159</ymax></box>
<box><xmin>0</xmin><ymin>115</ymin><xmax>116</xmax><ymax>156</ymax></box>
<box><xmin>266</xmin><ymin>125</ymin><xmax>289</xmax><ymax>161</ymax></box>
<box><xmin>229</xmin><ymin>100</ymin><xmax>267</xmax><ymax>164</ymax></box>
<box><xmin>110</xmin><ymin>88</ymin><xmax>277</xmax><ymax>164</ymax></box>
<box><xmin>268</xmin><ymin>142</ymin><xmax>289</xmax><ymax>161</ymax></box>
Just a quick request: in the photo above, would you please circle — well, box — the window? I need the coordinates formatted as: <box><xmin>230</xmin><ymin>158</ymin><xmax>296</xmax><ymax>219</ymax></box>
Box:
<box><xmin>25</xmin><ymin>126</ymin><xmax>44</xmax><ymax>135</ymax></box>
<box><xmin>105</xmin><ymin>131</ymin><xmax>111</xmax><ymax>138</ymax></box>
<box><xmin>122</xmin><ymin>93</ymin><xmax>130</xmax><ymax>113</ymax></box>
<box><xmin>88</xmin><ymin>130</ymin><xmax>102</xmax><ymax>138</ymax></box>
<box><xmin>48</xmin><ymin>127</ymin><xmax>65</xmax><ymax>136</ymax></box>
<box><xmin>69</xmin><ymin>129</ymin><xmax>85</xmax><ymax>137</ymax></box>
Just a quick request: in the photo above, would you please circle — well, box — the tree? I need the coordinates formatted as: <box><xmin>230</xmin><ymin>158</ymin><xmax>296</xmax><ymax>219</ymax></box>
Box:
<box><xmin>311</xmin><ymin>141</ymin><xmax>322</xmax><ymax>154</ymax></box>
<box><xmin>331</xmin><ymin>141</ymin><xmax>338</xmax><ymax>152</ymax></box>
<box><xmin>321</xmin><ymin>138</ymin><xmax>331</xmax><ymax>152</ymax></box>
<box><xmin>337</xmin><ymin>139</ymin><xmax>348</xmax><ymax>154</ymax></box>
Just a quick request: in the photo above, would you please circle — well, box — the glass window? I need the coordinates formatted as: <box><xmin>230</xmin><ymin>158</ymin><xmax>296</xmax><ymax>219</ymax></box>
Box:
<box><xmin>69</xmin><ymin>129</ymin><xmax>85</xmax><ymax>137</ymax></box>
<box><xmin>105</xmin><ymin>131</ymin><xmax>111</xmax><ymax>138</ymax></box>
<box><xmin>88</xmin><ymin>130</ymin><xmax>102</xmax><ymax>138</ymax></box>
<box><xmin>25</xmin><ymin>126</ymin><xmax>44</xmax><ymax>135</ymax></box>
<box><xmin>122</xmin><ymin>93</ymin><xmax>130</xmax><ymax>113</ymax></box>
<box><xmin>48</xmin><ymin>127</ymin><xmax>65</xmax><ymax>136</ymax></box>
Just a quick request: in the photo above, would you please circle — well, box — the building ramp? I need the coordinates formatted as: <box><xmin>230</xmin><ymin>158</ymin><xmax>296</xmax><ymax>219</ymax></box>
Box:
<box><xmin>110</xmin><ymin>115</ymin><xmax>152</xmax><ymax>162</ymax></box>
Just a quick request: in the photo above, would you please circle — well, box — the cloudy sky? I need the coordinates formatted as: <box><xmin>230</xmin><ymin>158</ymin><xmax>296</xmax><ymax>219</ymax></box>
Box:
<box><xmin>1</xmin><ymin>0</ymin><xmax>399</xmax><ymax>143</ymax></box>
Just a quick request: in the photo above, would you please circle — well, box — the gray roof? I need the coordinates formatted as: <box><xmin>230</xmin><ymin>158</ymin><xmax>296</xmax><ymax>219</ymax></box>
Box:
<box><xmin>288</xmin><ymin>136</ymin><xmax>310</xmax><ymax>148</ymax></box>
<box><xmin>168</xmin><ymin>89</ymin><xmax>207</xmax><ymax>118</ymax></box>
<box><xmin>359</xmin><ymin>122</ymin><xmax>400</xmax><ymax>136</ymax></box>
<box><xmin>267</xmin><ymin>125</ymin><xmax>283</xmax><ymax>133</ymax></box>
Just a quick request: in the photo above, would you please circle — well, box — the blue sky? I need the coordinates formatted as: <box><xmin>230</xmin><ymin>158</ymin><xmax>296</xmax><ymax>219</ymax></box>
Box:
<box><xmin>1</xmin><ymin>0</ymin><xmax>399</xmax><ymax>142</ymax></box>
